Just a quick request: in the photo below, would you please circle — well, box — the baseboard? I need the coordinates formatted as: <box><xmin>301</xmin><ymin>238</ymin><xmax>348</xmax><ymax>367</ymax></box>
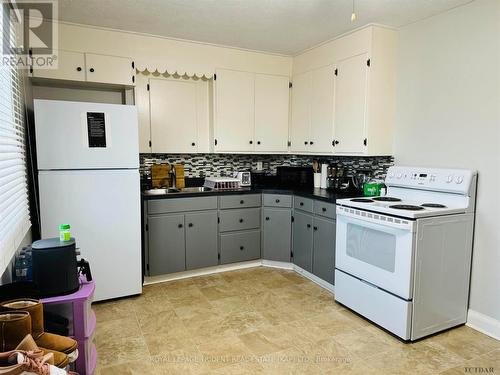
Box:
<box><xmin>293</xmin><ymin>265</ymin><xmax>335</xmax><ymax>294</ymax></box>
<box><xmin>261</xmin><ymin>259</ymin><xmax>294</xmax><ymax>270</ymax></box>
<box><xmin>144</xmin><ymin>260</ymin><xmax>262</xmax><ymax>285</ymax></box>
<box><xmin>467</xmin><ymin>309</ymin><xmax>500</xmax><ymax>340</ymax></box>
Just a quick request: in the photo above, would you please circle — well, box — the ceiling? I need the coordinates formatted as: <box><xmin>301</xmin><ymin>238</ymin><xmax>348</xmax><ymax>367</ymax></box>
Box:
<box><xmin>58</xmin><ymin>0</ymin><xmax>473</xmax><ymax>55</ymax></box>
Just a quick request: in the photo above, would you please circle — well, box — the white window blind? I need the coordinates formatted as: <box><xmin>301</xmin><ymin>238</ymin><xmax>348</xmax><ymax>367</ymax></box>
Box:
<box><xmin>0</xmin><ymin>4</ymin><xmax>31</xmax><ymax>275</ymax></box>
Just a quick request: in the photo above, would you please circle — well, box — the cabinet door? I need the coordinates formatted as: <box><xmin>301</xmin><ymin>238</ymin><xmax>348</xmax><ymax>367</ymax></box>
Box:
<box><xmin>85</xmin><ymin>53</ymin><xmax>134</xmax><ymax>86</ymax></box>
<box><xmin>292</xmin><ymin>211</ymin><xmax>313</xmax><ymax>272</ymax></box>
<box><xmin>215</xmin><ymin>69</ymin><xmax>255</xmax><ymax>152</ymax></box>
<box><xmin>310</xmin><ymin>65</ymin><xmax>335</xmax><ymax>154</ymax></box>
<box><xmin>263</xmin><ymin>208</ymin><xmax>292</xmax><ymax>262</ymax></box>
<box><xmin>149</xmin><ymin>78</ymin><xmax>198</xmax><ymax>153</ymax></box>
<box><xmin>148</xmin><ymin>214</ymin><xmax>185</xmax><ymax>276</ymax></box>
<box><xmin>333</xmin><ymin>53</ymin><xmax>369</xmax><ymax>154</ymax></box>
<box><xmin>32</xmin><ymin>50</ymin><xmax>85</xmax><ymax>81</ymax></box>
<box><xmin>290</xmin><ymin>71</ymin><xmax>311</xmax><ymax>152</ymax></box>
<box><xmin>312</xmin><ymin>217</ymin><xmax>336</xmax><ymax>285</ymax></box>
<box><xmin>185</xmin><ymin>211</ymin><xmax>218</xmax><ymax>270</ymax></box>
<box><xmin>254</xmin><ymin>74</ymin><xmax>290</xmax><ymax>152</ymax></box>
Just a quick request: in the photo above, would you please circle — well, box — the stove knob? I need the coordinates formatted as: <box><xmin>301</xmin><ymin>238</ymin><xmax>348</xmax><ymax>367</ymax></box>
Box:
<box><xmin>397</xmin><ymin>173</ymin><xmax>403</xmax><ymax>179</ymax></box>
<box><xmin>446</xmin><ymin>175</ymin><xmax>454</xmax><ymax>183</ymax></box>
<box><xmin>455</xmin><ymin>176</ymin><xmax>464</xmax><ymax>184</ymax></box>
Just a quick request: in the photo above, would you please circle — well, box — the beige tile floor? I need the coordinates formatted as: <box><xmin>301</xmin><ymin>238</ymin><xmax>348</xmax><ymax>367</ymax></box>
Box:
<box><xmin>92</xmin><ymin>267</ymin><xmax>499</xmax><ymax>375</ymax></box>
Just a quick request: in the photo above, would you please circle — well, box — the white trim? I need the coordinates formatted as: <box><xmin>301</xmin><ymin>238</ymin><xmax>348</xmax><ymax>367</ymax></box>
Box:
<box><xmin>467</xmin><ymin>309</ymin><xmax>500</xmax><ymax>341</ymax></box>
<box><xmin>293</xmin><ymin>264</ymin><xmax>335</xmax><ymax>294</ymax></box>
<box><xmin>261</xmin><ymin>259</ymin><xmax>294</xmax><ymax>270</ymax></box>
<box><xmin>144</xmin><ymin>260</ymin><xmax>262</xmax><ymax>285</ymax></box>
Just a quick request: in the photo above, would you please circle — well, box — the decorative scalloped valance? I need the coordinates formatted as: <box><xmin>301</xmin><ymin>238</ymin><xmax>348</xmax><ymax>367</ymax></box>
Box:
<box><xmin>135</xmin><ymin>61</ymin><xmax>214</xmax><ymax>79</ymax></box>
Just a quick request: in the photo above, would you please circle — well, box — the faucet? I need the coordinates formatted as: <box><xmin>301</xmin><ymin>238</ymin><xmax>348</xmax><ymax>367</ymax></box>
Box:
<box><xmin>169</xmin><ymin>164</ymin><xmax>177</xmax><ymax>189</ymax></box>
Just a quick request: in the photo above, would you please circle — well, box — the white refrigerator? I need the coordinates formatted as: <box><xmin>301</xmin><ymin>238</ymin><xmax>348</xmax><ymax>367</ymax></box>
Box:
<box><xmin>34</xmin><ymin>99</ymin><xmax>142</xmax><ymax>301</ymax></box>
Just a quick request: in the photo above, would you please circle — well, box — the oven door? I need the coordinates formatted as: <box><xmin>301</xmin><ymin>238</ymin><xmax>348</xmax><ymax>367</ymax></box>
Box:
<box><xmin>335</xmin><ymin>206</ymin><xmax>416</xmax><ymax>300</ymax></box>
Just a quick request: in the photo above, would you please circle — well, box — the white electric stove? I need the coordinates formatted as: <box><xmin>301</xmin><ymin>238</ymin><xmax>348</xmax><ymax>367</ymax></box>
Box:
<box><xmin>334</xmin><ymin>166</ymin><xmax>477</xmax><ymax>341</ymax></box>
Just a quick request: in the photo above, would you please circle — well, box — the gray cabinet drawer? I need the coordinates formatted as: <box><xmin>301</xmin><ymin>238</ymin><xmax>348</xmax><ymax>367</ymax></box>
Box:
<box><xmin>219</xmin><ymin>194</ymin><xmax>261</xmax><ymax>209</ymax></box>
<box><xmin>263</xmin><ymin>194</ymin><xmax>292</xmax><ymax>208</ymax></box>
<box><xmin>148</xmin><ymin>196</ymin><xmax>218</xmax><ymax>215</ymax></box>
<box><xmin>220</xmin><ymin>230</ymin><xmax>261</xmax><ymax>264</ymax></box>
<box><xmin>219</xmin><ymin>208</ymin><xmax>260</xmax><ymax>232</ymax></box>
<box><xmin>313</xmin><ymin>200</ymin><xmax>336</xmax><ymax>219</ymax></box>
<box><xmin>294</xmin><ymin>196</ymin><xmax>313</xmax><ymax>213</ymax></box>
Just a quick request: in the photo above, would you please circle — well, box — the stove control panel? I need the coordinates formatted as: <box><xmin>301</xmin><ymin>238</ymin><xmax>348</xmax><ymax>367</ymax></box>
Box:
<box><xmin>386</xmin><ymin>166</ymin><xmax>476</xmax><ymax>195</ymax></box>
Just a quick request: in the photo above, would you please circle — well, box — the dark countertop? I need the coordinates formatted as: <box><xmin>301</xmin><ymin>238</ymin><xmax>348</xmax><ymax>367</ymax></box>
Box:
<box><xmin>142</xmin><ymin>185</ymin><xmax>357</xmax><ymax>204</ymax></box>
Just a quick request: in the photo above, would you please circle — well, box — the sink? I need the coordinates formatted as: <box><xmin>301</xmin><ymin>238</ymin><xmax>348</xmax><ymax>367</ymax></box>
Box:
<box><xmin>143</xmin><ymin>188</ymin><xmax>180</xmax><ymax>195</ymax></box>
<box><xmin>180</xmin><ymin>187</ymin><xmax>213</xmax><ymax>193</ymax></box>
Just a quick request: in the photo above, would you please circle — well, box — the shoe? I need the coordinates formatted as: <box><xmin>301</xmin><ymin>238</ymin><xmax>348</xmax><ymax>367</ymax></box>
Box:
<box><xmin>0</xmin><ymin>349</ymin><xmax>78</xmax><ymax>374</ymax></box>
<box><xmin>0</xmin><ymin>312</ymin><xmax>68</xmax><ymax>368</ymax></box>
<box><xmin>0</xmin><ymin>300</ymin><xmax>78</xmax><ymax>359</ymax></box>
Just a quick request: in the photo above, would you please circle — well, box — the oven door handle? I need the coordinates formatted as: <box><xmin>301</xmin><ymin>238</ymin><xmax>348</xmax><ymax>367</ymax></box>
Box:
<box><xmin>337</xmin><ymin>207</ymin><xmax>415</xmax><ymax>233</ymax></box>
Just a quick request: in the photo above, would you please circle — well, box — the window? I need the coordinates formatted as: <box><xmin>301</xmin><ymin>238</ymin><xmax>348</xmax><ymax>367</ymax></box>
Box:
<box><xmin>0</xmin><ymin>5</ymin><xmax>31</xmax><ymax>275</ymax></box>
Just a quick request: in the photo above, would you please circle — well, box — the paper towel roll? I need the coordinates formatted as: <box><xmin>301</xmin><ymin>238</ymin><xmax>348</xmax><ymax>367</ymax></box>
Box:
<box><xmin>320</xmin><ymin>164</ymin><xmax>328</xmax><ymax>189</ymax></box>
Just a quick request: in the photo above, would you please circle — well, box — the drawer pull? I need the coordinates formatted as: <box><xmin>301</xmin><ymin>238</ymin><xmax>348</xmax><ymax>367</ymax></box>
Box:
<box><xmin>265</xmin><ymin>217</ymin><xmax>270</xmax><ymax>221</ymax></box>
<box><xmin>178</xmin><ymin>224</ymin><xmax>183</xmax><ymax>228</ymax></box>
<box><xmin>307</xmin><ymin>224</ymin><xmax>311</xmax><ymax>228</ymax></box>
<box><xmin>313</xmin><ymin>226</ymin><xmax>318</xmax><ymax>231</ymax></box>
<box><xmin>322</xmin><ymin>207</ymin><xmax>327</xmax><ymax>212</ymax></box>
<box><xmin>188</xmin><ymin>223</ymin><xmax>193</xmax><ymax>227</ymax></box>
<box><xmin>240</xmin><ymin>246</ymin><xmax>244</xmax><ymax>250</ymax></box>
<box><xmin>76</xmin><ymin>67</ymin><xmax>82</xmax><ymax>72</ymax></box>
<box><xmin>300</xmin><ymin>202</ymin><xmax>304</xmax><ymax>206</ymax></box>
<box><xmin>239</xmin><ymin>218</ymin><xmax>244</xmax><ymax>223</ymax></box>
<box><xmin>89</xmin><ymin>68</ymin><xmax>95</xmax><ymax>73</ymax></box>
<box><xmin>275</xmin><ymin>199</ymin><xmax>280</xmax><ymax>203</ymax></box>
<box><xmin>240</xmin><ymin>200</ymin><xmax>244</xmax><ymax>204</ymax></box>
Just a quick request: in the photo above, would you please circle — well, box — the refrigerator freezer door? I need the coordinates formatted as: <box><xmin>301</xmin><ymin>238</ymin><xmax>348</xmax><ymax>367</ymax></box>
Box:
<box><xmin>38</xmin><ymin>169</ymin><xmax>142</xmax><ymax>301</ymax></box>
<box><xmin>34</xmin><ymin>99</ymin><xmax>139</xmax><ymax>170</ymax></box>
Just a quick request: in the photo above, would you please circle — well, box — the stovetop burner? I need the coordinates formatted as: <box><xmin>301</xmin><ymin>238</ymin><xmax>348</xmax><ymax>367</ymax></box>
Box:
<box><xmin>421</xmin><ymin>203</ymin><xmax>447</xmax><ymax>208</ymax></box>
<box><xmin>350</xmin><ymin>198</ymin><xmax>374</xmax><ymax>203</ymax></box>
<box><xmin>372</xmin><ymin>197</ymin><xmax>402</xmax><ymax>202</ymax></box>
<box><xmin>389</xmin><ymin>204</ymin><xmax>425</xmax><ymax>211</ymax></box>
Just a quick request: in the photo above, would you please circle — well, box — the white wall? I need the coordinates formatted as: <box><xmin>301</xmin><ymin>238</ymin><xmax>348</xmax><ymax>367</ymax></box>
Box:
<box><xmin>56</xmin><ymin>22</ymin><xmax>292</xmax><ymax>76</ymax></box>
<box><xmin>394</xmin><ymin>0</ymin><xmax>500</xmax><ymax>335</ymax></box>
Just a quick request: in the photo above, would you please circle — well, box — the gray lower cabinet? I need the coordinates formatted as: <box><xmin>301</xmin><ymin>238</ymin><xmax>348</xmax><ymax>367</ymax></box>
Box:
<box><xmin>292</xmin><ymin>210</ymin><xmax>314</xmax><ymax>272</ymax></box>
<box><xmin>312</xmin><ymin>216</ymin><xmax>336</xmax><ymax>284</ymax></box>
<box><xmin>220</xmin><ymin>230</ymin><xmax>261</xmax><ymax>264</ymax></box>
<box><xmin>185</xmin><ymin>211</ymin><xmax>218</xmax><ymax>270</ymax></box>
<box><xmin>148</xmin><ymin>214</ymin><xmax>186</xmax><ymax>276</ymax></box>
<box><xmin>262</xmin><ymin>207</ymin><xmax>291</xmax><ymax>262</ymax></box>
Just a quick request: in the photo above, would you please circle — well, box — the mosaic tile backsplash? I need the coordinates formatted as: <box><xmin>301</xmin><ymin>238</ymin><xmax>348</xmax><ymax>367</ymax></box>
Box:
<box><xmin>140</xmin><ymin>154</ymin><xmax>394</xmax><ymax>180</ymax></box>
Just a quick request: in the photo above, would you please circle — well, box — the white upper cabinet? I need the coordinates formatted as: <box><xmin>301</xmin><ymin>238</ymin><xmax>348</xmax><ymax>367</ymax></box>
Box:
<box><xmin>215</xmin><ymin>69</ymin><xmax>255</xmax><ymax>152</ymax></box>
<box><xmin>254</xmin><ymin>74</ymin><xmax>290</xmax><ymax>152</ymax></box>
<box><xmin>149</xmin><ymin>77</ymin><xmax>210</xmax><ymax>154</ymax></box>
<box><xmin>290</xmin><ymin>66</ymin><xmax>335</xmax><ymax>154</ymax></box>
<box><xmin>32</xmin><ymin>50</ymin><xmax>86</xmax><ymax>81</ymax></box>
<box><xmin>215</xmin><ymin>69</ymin><xmax>290</xmax><ymax>153</ymax></box>
<box><xmin>31</xmin><ymin>51</ymin><xmax>135</xmax><ymax>87</ymax></box>
<box><xmin>85</xmin><ymin>53</ymin><xmax>135</xmax><ymax>86</ymax></box>
<box><xmin>333</xmin><ymin>53</ymin><xmax>369</xmax><ymax>154</ymax></box>
<box><xmin>310</xmin><ymin>65</ymin><xmax>335</xmax><ymax>153</ymax></box>
<box><xmin>290</xmin><ymin>71</ymin><xmax>312</xmax><ymax>153</ymax></box>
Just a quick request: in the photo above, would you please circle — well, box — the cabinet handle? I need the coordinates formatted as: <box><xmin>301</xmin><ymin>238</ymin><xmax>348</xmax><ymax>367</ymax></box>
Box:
<box><xmin>275</xmin><ymin>199</ymin><xmax>280</xmax><ymax>203</ymax></box>
<box><xmin>335</xmin><ymin>140</ymin><xmax>340</xmax><ymax>145</ymax></box>
<box><xmin>240</xmin><ymin>200</ymin><xmax>244</xmax><ymax>204</ymax></box>
<box><xmin>240</xmin><ymin>246</ymin><xmax>244</xmax><ymax>250</ymax></box>
<box><xmin>89</xmin><ymin>68</ymin><xmax>95</xmax><ymax>73</ymax></box>
<box><xmin>239</xmin><ymin>218</ymin><xmax>244</xmax><ymax>223</ymax></box>
<box><xmin>307</xmin><ymin>224</ymin><xmax>311</xmax><ymax>228</ymax></box>
<box><xmin>257</xmin><ymin>141</ymin><xmax>261</xmax><ymax>145</ymax></box>
<box><xmin>265</xmin><ymin>217</ymin><xmax>270</xmax><ymax>221</ymax></box>
<box><xmin>310</xmin><ymin>141</ymin><xmax>314</xmax><ymax>145</ymax></box>
<box><xmin>76</xmin><ymin>67</ymin><xmax>82</xmax><ymax>72</ymax></box>
<box><xmin>188</xmin><ymin>223</ymin><xmax>193</xmax><ymax>227</ymax></box>
<box><xmin>322</xmin><ymin>207</ymin><xmax>327</xmax><ymax>212</ymax></box>
<box><xmin>314</xmin><ymin>226</ymin><xmax>318</xmax><ymax>231</ymax></box>
<box><xmin>300</xmin><ymin>202</ymin><xmax>304</xmax><ymax>206</ymax></box>
<box><xmin>249</xmin><ymin>140</ymin><xmax>253</xmax><ymax>144</ymax></box>
<box><xmin>304</xmin><ymin>141</ymin><xmax>308</xmax><ymax>145</ymax></box>
<box><xmin>191</xmin><ymin>142</ymin><xmax>196</xmax><ymax>146</ymax></box>
<box><xmin>178</xmin><ymin>224</ymin><xmax>183</xmax><ymax>228</ymax></box>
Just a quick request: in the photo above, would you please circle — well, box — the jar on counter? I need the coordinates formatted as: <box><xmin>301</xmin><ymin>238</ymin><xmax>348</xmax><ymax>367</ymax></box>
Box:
<box><xmin>59</xmin><ymin>224</ymin><xmax>71</xmax><ymax>242</ymax></box>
